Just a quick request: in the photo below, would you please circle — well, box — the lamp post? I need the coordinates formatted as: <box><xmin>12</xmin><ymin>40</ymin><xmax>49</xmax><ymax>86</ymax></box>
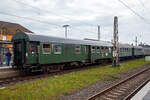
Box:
<box><xmin>62</xmin><ymin>25</ymin><xmax>69</xmax><ymax>38</ymax></box>
<box><xmin>98</xmin><ymin>25</ymin><xmax>100</xmax><ymax>41</ymax></box>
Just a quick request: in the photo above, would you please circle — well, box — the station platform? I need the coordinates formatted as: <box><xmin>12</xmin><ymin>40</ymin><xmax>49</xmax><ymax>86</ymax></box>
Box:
<box><xmin>0</xmin><ymin>65</ymin><xmax>12</xmax><ymax>71</ymax></box>
<box><xmin>131</xmin><ymin>81</ymin><xmax>150</xmax><ymax>100</ymax></box>
<box><xmin>0</xmin><ymin>66</ymin><xmax>12</xmax><ymax>69</ymax></box>
<box><xmin>0</xmin><ymin>65</ymin><xmax>19</xmax><ymax>79</ymax></box>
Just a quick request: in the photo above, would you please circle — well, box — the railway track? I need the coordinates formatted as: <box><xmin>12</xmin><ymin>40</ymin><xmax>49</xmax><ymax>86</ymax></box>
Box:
<box><xmin>87</xmin><ymin>66</ymin><xmax>150</xmax><ymax>100</ymax></box>
<box><xmin>0</xmin><ymin>62</ymin><xmax>111</xmax><ymax>88</ymax></box>
<box><xmin>0</xmin><ymin>58</ymin><xmax>144</xmax><ymax>89</ymax></box>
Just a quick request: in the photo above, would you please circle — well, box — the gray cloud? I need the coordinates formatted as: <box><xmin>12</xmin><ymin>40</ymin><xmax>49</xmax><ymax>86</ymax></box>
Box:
<box><xmin>0</xmin><ymin>0</ymin><xmax>149</xmax><ymax>45</ymax></box>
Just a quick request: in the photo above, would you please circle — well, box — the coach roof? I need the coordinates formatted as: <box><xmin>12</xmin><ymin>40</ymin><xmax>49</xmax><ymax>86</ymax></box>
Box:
<box><xmin>119</xmin><ymin>43</ymin><xmax>133</xmax><ymax>48</ymax></box>
<box><xmin>12</xmin><ymin>32</ymin><xmax>113</xmax><ymax>47</ymax></box>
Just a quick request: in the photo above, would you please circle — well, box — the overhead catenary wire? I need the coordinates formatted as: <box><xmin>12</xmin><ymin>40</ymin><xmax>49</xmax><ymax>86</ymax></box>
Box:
<box><xmin>117</xmin><ymin>0</ymin><xmax>150</xmax><ymax>25</ymax></box>
<box><xmin>0</xmin><ymin>11</ymin><xmax>99</xmax><ymax>39</ymax></box>
<box><xmin>137</xmin><ymin>0</ymin><xmax>150</xmax><ymax>13</ymax></box>
<box><xmin>138</xmin><ymin>0</ymin><xmax>146</xmax><ymax>8</ymax></box>
<box><xmin>13</xmin><ymin>0</ymin><xmax>95</xmax><ymax>25</ymax></box>
<box><xmin>0</xmin><ymin>11</ymin><xmax>61</xmax><ymax>27</ymax></box>
<box><xmin>12</xmin><ymin>0</ymin><xmax>97</xmax><ymax>34</ymax></box>
<box><xmin>13</xmin><ymin>0</ymin><xmax>63</xmax><ymax>17</ymax></box>
<box><xmin>1</xmin><ymin>0</ymin><xmax>113</xmax><ymax>39</ymax></box>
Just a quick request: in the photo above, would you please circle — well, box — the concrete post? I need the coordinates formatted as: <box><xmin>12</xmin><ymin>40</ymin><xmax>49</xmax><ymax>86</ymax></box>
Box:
<box><xmin>113</xmin><ymin>16</ymin><xmax>120</xmax><ymax>67</ymax></box>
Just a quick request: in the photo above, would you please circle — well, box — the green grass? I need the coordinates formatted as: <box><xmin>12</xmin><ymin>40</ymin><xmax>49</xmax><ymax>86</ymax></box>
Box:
<box><xmin>0</xmin><ymin>59</ymin><xmax>149</xmax><ymax>100</ymax></box>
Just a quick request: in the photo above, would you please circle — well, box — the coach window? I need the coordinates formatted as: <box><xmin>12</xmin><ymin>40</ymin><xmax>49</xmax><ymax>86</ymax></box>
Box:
<box><xmin>123</xmin><ymin>48</ymin><xmax>125</xmax><ymax>52</ymax></box>
<box><xmin>105</xmin><ymin>47</ymin><xmax>108</xmax><ymax>56</ymax></box>
<box><xmin>75</xmin><ymin>45</ymin><xmax>81</xmax><ymax>54</ymax></box>
<box><xmin>54</xmin><ymin>44</ymin><xmax>61</xmax><ymax>54</ymax></box>
<box><xmin>43</xmin><ymin>44</ymin><xmax>51</xmax><ymax>54</ymax></box>
<box><xmin>109</xmin><ymin>47</ymin><xmax>111</xmax><ymax>53</ymax></box>
<box><xmin>97</xmin><ymin>47</ymin><xmax>100</xmax><ymax>53</ymax></box>
<box><xmin>105</xmin><ymin>47</ymin><xmax>108</xmax><ymax>52</ymax></box>
<box><xmin>121</xmin><ymin>48</ymin><xmax>123</xmax><ymax>52</ymax></box>
<box><xmin>92</xmin><ymin>46</ymin><xmax>96</xmax><ymax>53</ymax></box>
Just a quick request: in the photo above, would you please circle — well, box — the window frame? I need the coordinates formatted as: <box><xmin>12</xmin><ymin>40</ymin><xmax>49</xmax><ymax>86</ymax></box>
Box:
<box><xmin>96</xmin><ymin>47</ymin><xmax>100</xmax><ymax>53</ymax></box>
<box><xmin>29</xmin><ymin>42</ymin><xmax>38</xmax><ymax>54</ymax></box>
<box><xmin>53</xmin><ymin>44</ymin><xmax>62</xmax><ymax>54</ymax></box>
<box><xmin>42</xmin><ymin>44</ymin><xmax>51</xmax><ymax>54</ymax></box>
<box><xmin>91</xmin><ymin>46</ymin><xmax>96</xmax><ymax>53</ymax></box>
<box><xmin>75</xmin><ymin>45</ymin><xmax>81</xmax><ymax>54</ymax></box>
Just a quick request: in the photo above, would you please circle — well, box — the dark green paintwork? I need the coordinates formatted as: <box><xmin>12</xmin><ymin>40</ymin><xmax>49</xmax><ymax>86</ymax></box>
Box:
<box><xmin>12</xmin><ymin>32</ymin><xmax>145</xmax><ymax>66</ymax></box>
<box><xmin>119</xmin><ymin>48</ymin><xmax>132</xmax><ymax>57</ymax></box>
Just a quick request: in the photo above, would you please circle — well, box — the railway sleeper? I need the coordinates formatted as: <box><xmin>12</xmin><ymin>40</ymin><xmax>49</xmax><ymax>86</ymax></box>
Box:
<box><xmin>105</xmin><ymin>93</ymin><xmax>119</xmax><ymax>98</ymax></box>
<box><xmin>100</xmin><ymin>95</ymin><xmax>116</xmax><ymax>100</ymax></box>
<box><xmin>109</xmin><ymin>91</ymin><xmax>122</xmax><ymax>96</ymax></box>
<box><xmin>119</xmin><ymin>86</ymin><xmax>129</xmax><ymax>90</ymax></box>
<box><xmin>112</xmin><ymin>89</ymin><xmax>125</xmax><ymax>93</ymax></box>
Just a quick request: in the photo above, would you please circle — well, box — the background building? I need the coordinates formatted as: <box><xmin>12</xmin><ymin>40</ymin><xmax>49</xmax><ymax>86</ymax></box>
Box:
<box><xmin>0</xmin><ymin>21</ymin><xmax>33</xmax><ymax>65</ymax></box>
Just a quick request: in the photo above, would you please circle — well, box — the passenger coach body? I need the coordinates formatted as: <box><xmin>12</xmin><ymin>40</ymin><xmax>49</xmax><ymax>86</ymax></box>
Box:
<box><xmin>12</xmin><ymin>32</ymin><xmax>113</xmax><ymax>72</ymax></box>
<box><xmin>133</xmin><ymin>46</ymin><xmax>144</xmax><ymax>57</ymax></box>
<box><xmin>119</xmin><ymin>44</ymin><xmax>133</xmax><ymax>58</ymax></box>
<box><xmin>12</xmin><ymin>32</ymin><xmax>149</xmax><ymax>73</ymax></box>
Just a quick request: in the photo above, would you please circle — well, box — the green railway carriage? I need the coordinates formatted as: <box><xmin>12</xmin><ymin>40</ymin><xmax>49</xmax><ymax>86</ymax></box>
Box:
<box><xmin>12</xmin><ymin>32</ymin><xmax>147</xmax><ymax>74</ymax></box>
<box><xmin>12</xmin><ymin>32</ymin><xmax>113</xmax><ymax>72</ymax></box>
<box><xmin>119</xmin><ymin>44</ymin><xmax>133</xmax><ymax>58</ymax></box>
<box><xmin>90</xmin><ymin>41</ymin><xmax>113</xmax><ymax>61</ymax></box>
<box><xmin>133</xmin><ymin>46</ymin><xmax>144</xmax><ymax>57</ymax></box>
<box><xmin>143</xmin><ymin>48</ymin><xmax>150</xmax><ymax>56</ymax></box>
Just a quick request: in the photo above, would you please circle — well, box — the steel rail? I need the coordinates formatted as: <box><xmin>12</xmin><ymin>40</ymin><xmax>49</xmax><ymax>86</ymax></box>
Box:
<box><xmin>87</xmin><ymin>66</ymin><xmax>150</xmax><ymax>100</ymax></box>
<box><xmin>123</xmin><ymin>77</ymin><xmax>150</xmax><ymax>100</ymax></box>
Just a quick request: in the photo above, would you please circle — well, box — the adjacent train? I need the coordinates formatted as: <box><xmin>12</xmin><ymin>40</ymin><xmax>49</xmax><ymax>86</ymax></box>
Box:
<box><xmin>12</xmin><ymin>32</ymin><xmax>150</xmax><ymax>74</ymax></box>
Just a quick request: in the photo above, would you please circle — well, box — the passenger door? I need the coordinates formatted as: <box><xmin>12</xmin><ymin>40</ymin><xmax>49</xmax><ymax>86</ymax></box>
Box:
<box><xmin>13</xmin><ymin>39</ymin><xmax>25</xmax><ymax>67</ymax></box>
<box><xmin>85</xmin><ymin>45</ymin><xmax>91</xmax><ymax>61</ymax></box>
<box><xmin>29</xmin><ymin>42</ymin><xmax>40</xmax><ymax>64</ymax></box>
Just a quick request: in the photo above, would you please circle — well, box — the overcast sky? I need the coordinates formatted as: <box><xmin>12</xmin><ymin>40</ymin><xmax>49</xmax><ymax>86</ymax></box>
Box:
<box><xmin>0</xmin><ymin>0</ymin><xmax>150</xmax><ymax>45</ymax></box>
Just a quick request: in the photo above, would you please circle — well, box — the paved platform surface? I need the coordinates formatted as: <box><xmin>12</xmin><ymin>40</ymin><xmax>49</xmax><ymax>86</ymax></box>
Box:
<box><xmin>0</xmin><ymin>66</ymin><xmax>19</xmax><ymax>79</ymax></box>
<box><xmin>0</xmin><ymin>66</ymin><xmax>12</xmax><ymax>69</ymax></box>
<box><xmin>143</xmin><ymin>90</ymin><xmax>150</xmax><ymax>100</ymax></box>
<box><xmin>131</xmin><ymin>81</ymin><xmax>150</xmax><ymax>100</ymax></box>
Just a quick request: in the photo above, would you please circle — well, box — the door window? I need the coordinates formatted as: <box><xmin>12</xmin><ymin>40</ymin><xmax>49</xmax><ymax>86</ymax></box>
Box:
<box><xmin>30</xmin><ymin>42</ymin><xmax>37</xmax><ymax>54</ymax></box>
<box><xmin>85</xmin><ymin>45</ymin><xmax>89</xmax><ymax>54</ymax></box>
